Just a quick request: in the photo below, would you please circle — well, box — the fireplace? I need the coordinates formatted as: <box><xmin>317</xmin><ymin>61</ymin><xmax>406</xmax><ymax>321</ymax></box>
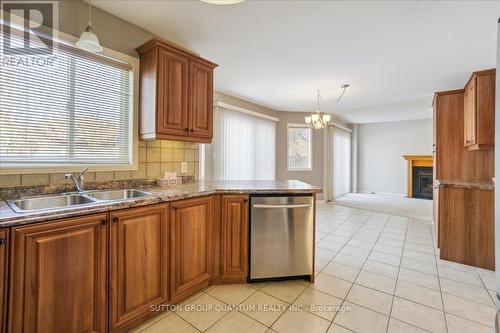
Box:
<box><xmin>402</xmin><ymin>155</ymin><xmax>433</xmax><ymax>199</ymax></box>
<box><xmin>412</xmin><ymin>167</ymin><xmax>433</xmax><ymax>199</ymax></box>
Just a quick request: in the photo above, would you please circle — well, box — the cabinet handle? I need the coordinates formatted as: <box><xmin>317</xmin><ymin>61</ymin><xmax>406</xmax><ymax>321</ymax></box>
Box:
<box><xmin>0</xmin><ymin>238</ymin><xmax>5</xmax><ymax>246</ymax></box>
<box><xmin>113</xmin><ymin>217</ymin><xmax>119</xmax><ymax>224</ymax></box>
<box><xmin>101</xmin><ymin>220</ymin><xmax>107</xmax><ymax>226</ymax></box>
<box><xmin>189</xmin><ymin>128</ymin><xmax>194</xmax><ymax>132</ymax></box>
<box><xmin>184</xmin><ymin>128</ymin><xmax>189</xmax><ymax>131</ymax></box>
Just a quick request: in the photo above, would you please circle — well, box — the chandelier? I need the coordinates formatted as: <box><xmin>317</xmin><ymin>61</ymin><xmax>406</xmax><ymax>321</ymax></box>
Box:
<box><xmin>305</xmin><ymin>84</ymin><xmax>349</xmax><ymax>129</ymax></box>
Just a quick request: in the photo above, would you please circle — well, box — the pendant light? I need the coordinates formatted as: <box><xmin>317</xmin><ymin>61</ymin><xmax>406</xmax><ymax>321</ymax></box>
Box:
<box><xmin>76</xmin><ymin>0</ymin><xmax>103</xmax><ymax>53</ymax></box>
<box><xmin>305</xmin><ymin>84</ymin><xmax>349</xmax><ymax>129</ymax></box>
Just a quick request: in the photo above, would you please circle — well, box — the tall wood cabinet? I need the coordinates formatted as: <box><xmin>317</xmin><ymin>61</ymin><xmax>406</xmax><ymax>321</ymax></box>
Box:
<box><xmin>464</xmin><ymin>69</ymin><xmax>495</xmax><ymax>150</ymax></box>
<box><xmin>434</xmin><ymin>80</ymin><xmax>495</xmax><ymax>270</ymax></box>
<box><xmin>8</xmin><ymin>214</ymin><xmax>108</xmax><ymax>333</ymax></box>
<box><xmin>136</xmin><ymin>38</ymin><xmax>217</xmax><ymax>143</ymax></box>
<box><xmin>170</xmin><ymin>196</ymin><xmax>213</xmax><ymax>303</ymax></box>
<box><xmin>109</xmin><ymin>204</ymin><xmax>170</xmax><ymax>332</ymax></box>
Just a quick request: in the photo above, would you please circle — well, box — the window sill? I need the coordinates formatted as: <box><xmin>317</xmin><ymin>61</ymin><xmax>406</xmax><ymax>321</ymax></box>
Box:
<box><xmin>0</xmin><ymin>162</ymin><xmax>139</xmax><ymax>175</ymax></box>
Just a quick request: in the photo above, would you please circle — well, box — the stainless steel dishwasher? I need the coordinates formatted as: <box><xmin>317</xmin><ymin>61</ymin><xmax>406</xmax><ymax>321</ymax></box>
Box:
<box><xmin>250</xmin><ymin>195</ymin><xmax>314</xmax><ymax>281</ymax></box>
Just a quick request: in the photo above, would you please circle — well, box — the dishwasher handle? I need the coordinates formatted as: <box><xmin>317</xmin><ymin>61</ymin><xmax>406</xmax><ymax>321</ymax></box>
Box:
<box><xmin>252</xmin><ymin>203</ymin><xmax>312</xmax><ymax>209</ymax></box>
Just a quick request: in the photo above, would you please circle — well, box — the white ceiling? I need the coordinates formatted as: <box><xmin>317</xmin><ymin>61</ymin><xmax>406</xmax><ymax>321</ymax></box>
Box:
<box><xmin>92</xmin><ymin>0</ymin><xmax>500</xmax><ymax>124</ymax></box>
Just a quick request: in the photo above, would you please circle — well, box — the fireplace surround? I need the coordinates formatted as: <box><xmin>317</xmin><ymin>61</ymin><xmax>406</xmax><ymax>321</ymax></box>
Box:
<box><xmin>402</xmin><ymin>155</ymin><xmax>433</xmax><ymax>199</ymax></box>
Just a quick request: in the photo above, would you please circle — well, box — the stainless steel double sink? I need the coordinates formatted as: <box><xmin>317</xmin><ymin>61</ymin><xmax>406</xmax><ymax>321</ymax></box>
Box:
<box><xmin>8</xmin><ymin>189</ymin><xmax>151</xmax><ymax>213</ymax></box>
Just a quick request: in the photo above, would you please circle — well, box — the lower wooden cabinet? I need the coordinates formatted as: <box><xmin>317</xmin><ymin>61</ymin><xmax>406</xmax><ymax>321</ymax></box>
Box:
<box><xmin>109</xmin><ymin>204</ymin><xmax>170</xmax><ymax>332</ymax></box>
<box><xmin>8</xmin><ymin>213</ymin><xmax>108</xmax><ymax>333</ymax></box>
<box><xmin>221</xmin><ymin>195</ymin><xmax>249</xmax><ymax>280</ymax></box>
<box><xmin>3</xmin><ymin>194</ymin><xmax>251</xmax><ymax>331</ymax></box>
<box><xmin>170</xmin><ymin>196</ymin><xmax>213</xmax><ymax>303</ymax></box>
<box><xmin>0</xmin><ymin>229</ymin><xmax>8</xmax><ymax>333</ymax></box>
<box><xmin>438</xmin><ymin>186</ymin><xmax>494</xmax><ymax>270</ymax></box>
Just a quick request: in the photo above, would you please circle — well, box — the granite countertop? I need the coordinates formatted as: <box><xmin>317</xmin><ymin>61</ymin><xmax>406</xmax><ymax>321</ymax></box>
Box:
<box><xmin>0</xmin><ymin>180</ymin><xmax>321</xmax><ymax>228</ymax></box>
<box><xmin>435</xmin><ymin>180</ymin><xmax>494</xmax><ymax>191</ymax></box>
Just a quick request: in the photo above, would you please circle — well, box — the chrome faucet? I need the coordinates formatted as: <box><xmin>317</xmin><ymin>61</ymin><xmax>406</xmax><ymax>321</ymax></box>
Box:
<box><xmin>65</xmin><ymin>168</ymin><xmax>89</xmax><ymax>192</ymax></box>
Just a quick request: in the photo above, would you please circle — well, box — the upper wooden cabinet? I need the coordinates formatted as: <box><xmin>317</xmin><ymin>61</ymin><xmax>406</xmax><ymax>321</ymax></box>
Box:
<box><xmin>464</xmin><ymin>68</ymin><xmax>495</xmax><ymax>150</ymax></box>
<box><xmin>170</xmin><ymin>196</ymin><xmax>213</xmax><ymax>303</ymax></box>
<box><xmin>8</xmin><ymin>214</ymin><xmax>108</xmax><ymax>333</ymax></box>
<box><xmin>434</xmin><ymin>89</ymin><xmax>494</xmax><ymax>184</ymax></box>
<box><xmin>109</xmin><ymin>204</ymin><xmax>170</xmax><ymax>333</ymax></box>
<box><xmin>136</xmin><ymin>38</ymin><xmax>218</xmax><ymax>143</ymax></box>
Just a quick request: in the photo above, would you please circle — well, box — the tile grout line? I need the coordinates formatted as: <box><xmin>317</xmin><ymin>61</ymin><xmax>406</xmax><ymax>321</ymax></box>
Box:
<box><xmin>386</xmin><ymin>216</ymin><xmax>410</xmax><ymax>333</ymax></box>
<box><xmin>267</xmin><ymin>208</ymin><xmax>361</xmax><ymax>332</ymax></box>
<box><xmin>324</xmin><ymin>210</ymin><xmax>389</xmax><ymax>332</ymax></box>
<box><xmin>431</xmin><ymin>222</ymin><xmax>449</xmax><ymax>333</ymax></box>
<box><xmin>200</xmin><ymin>285</ymin><xmax>263</xmax><ymax>332</ymax></box>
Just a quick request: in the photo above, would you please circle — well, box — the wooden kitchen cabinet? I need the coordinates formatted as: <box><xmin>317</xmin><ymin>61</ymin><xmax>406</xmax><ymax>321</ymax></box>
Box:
<box><xmin>170</xmin><ymin>196</ymin><xmax>213</xmax><ymax>303</ymax></box>
<box><xmin>136</xmin><ymin>38</ymin><xmax>218</xmax><ymax>143</ymax></box>
<box><xmin>109</xmin><ymin>204</ymin><xmax>170</xmax><ymax>332</ymax></box>
<box><xmin>8</xmin><ymin>214</ymin><xmax>108</xmax><ymax>333</ymax></box>
<box><xmin>157</xmin><ymin>47</ymin><xmax>189</xmax><ymax>137</ymax></box>
<box><xmin>438</xmin><ymin>186</ymin><xmax>494</xmax><ymax>270</ymax></box>
<box><xmin>189</xmin><ymin>60</ymin><xmax>214</xmax><ymax>139</ymax></box>
<box><xmin>464</xmin><ymin>68</ymin><xmax>495</xmax><ymax>150</ymax></box>
<box><xmin>434</xmin><ymin>89</ymin><xmax>494</xmax><ymax>184</ymax></box>
<box><xmin>0</xmin><ymin>229</ymin><xmax>8</xmax><ymax>333</ymax></box>
<box><xmin>221</xmin><ymin>195</ymin><xmax>249</xmax><ymax>280</ymax></box>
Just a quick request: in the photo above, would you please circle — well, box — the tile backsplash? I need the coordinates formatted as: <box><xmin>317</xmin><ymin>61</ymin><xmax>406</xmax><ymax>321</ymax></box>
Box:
<box><xmin>0</xmin><ymin>140</ymin><xmax>200</xmax><ymax>188</ymax></box>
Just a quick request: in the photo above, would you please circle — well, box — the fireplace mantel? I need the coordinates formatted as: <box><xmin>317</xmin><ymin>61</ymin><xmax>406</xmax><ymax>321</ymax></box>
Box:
<box><xmin>402</xmin><ymin>155</ymin><xmax>433</xmax><ymax>198</ymax></box>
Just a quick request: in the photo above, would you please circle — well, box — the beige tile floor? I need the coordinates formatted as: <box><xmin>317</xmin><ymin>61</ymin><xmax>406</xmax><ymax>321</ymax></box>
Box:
<box><xmin>132</xmin><ymin>203</ymin><xmax>497</xmax><ymax>333</ymax></box>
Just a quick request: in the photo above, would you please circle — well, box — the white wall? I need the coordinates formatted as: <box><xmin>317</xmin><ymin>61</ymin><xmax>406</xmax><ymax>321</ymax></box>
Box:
<box><xmin>357</xmin><ymin>119</ymin><xmax>433</xmax><ymax>196</ymax></box>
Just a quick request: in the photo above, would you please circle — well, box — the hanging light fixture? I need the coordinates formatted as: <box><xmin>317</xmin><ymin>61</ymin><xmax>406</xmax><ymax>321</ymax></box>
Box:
<box><xmin>76</xmin><ymin>0</ymin><xmax>103</xmax><ymax>53</ymax></box>
<box><xmin>305</xmin><ymin>84</ymin><xmax>349</xmax><ymax>129</ymax></box>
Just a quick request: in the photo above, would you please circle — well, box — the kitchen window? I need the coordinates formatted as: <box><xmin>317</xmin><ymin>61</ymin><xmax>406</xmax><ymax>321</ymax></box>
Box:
<box><xmin>0</xmin><ymin>27</ymin><xmax>138</xmax><ymax>173</ymax></box>
<box><xmin>287</xmin><ymin>124</ymin><xmax>313</xmax><ymax>171</ymax></box>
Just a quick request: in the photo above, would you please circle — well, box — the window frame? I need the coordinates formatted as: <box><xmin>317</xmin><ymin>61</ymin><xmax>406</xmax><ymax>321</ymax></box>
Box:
<box><xmin>287</xmin><ymin>123</ymin><xmax>313</xmax><ymax>171</ymax></box>
<box><xmin>0</xmin><ymin>27</ymin><xmax>139</xmax><ymax>175</ymax></box>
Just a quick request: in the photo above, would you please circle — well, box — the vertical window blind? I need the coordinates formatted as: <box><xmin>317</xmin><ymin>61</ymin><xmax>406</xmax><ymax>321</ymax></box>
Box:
<box><xmin>0</xmin><ymin>28</ymin><xmax>134</xmax><ymax>166</ymax></box>
<box><xmin>333</xmin><ymin>126</ymin><xmax>351</xmax><ymax>198</ymax></box>
<box><xmin>203</xmin><ymin>105</ymin><xmax>276</xmax><ymax>180</ymax></box>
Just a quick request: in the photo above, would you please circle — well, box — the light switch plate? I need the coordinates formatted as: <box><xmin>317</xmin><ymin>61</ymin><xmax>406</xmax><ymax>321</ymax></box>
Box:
<box><xmin>181</xmin><ymin>162</ymin><xmax>187</xmax><ymax>173</ymax></box>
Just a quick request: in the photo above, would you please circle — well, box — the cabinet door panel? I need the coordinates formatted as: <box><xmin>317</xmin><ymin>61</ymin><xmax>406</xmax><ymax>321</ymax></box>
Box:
<box><xmin>9</xmin><ymin>214</ymin><xmax>107</xmax><ymax>333</ymax></box>
<box><xmin>109</xmin><ymin>204</ymin><xmax>169</xmax><ymax>332</ymax></box>
<box><xmin>464</xmin><ymin>78</ymin><xmax>475</xmax><ymax>146</ymax></box>
<box><xmin>171</xmin><ymin>196</ymin><xmax>212</xmax><ymax>303</ymax></box>
<box><xmin>0</xmin><ymin>229</ymin><xmax>8</xmax><ymax>333</ymax></box>
<box><xmin>221</xmin><ymin>195</ymin><xmax>248</xmax><ymax>277</ymax></box>
<box><xmin>189</xmin><ymin>61</ymin><xmax>213</xmax><ymax>138</ymax></box>
<box><xmin>157</xmin><ymin>48</ymin><xmax>189</xmax><ymax>136</ymax></box>
<box><xmin>476</xmin><ymin>72</ymin><xmax>495</xmax><ymax>147</ymax></box>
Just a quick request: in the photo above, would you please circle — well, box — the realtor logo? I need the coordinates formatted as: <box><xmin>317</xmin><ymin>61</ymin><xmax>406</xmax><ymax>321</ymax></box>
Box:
<box><xmin>1</xmin><ymin>1</ymin><xmax>58</xmax><ymax>56</ymax></box>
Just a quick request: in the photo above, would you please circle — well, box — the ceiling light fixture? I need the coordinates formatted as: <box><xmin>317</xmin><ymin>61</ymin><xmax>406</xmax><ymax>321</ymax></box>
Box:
<box><xmin>201</xmin><ymin>0</ymin><xmax>245</xmax><ymax>5</ymax></box>
<box><xmin>76</xmin><ymin>0</ymin><xmax>103</xmax><ymax>53</ymax></box>
<box><xmin>305</xmin><ymin>84</ymin><xmax>350</xmax><ymax>129</ymax></box>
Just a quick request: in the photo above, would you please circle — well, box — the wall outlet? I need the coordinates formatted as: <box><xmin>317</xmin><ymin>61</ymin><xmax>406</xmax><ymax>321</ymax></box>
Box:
<box><xmin>181</xmin><ymin>162</ymin><xmax>187</xmax><ymax>173</ymax></box>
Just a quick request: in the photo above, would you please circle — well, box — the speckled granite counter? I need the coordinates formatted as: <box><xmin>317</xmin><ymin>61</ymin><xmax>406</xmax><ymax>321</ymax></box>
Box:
<box><xmin>0</xmin><ymin>180</ymin><xmax>321</xmax><ymax>228</ymax></box>
<box><xmin>435</xmin><ymin>180</ymin><xmax>494</xmax><ymax>191</ymax></box>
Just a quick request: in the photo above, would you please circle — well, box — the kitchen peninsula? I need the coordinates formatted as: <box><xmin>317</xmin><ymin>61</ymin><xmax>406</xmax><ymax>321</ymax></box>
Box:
<box><xmin>0</xmin><ymin>180</ymin><xmax>320</xmax><ymax>332</ymax></box>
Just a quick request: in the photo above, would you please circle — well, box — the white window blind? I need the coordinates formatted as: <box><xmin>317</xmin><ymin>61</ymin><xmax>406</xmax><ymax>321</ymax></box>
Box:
<box><xmin>0</xmin><ymin>28</ymin><xmax>134</xmax><ymax>167</ymax></box>
<box><xmin>203</xmin><ymin>105</ymin><xmax>276</xmax><ymax>180</ymax></box>
<box><xmin>333</xmin><ymin>127</ymin><xmax>351</xmax><ymax>198</ymax></box>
